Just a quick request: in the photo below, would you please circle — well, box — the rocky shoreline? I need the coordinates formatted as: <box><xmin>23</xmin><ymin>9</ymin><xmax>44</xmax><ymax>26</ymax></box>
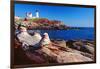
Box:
<box><xmin>14</xmin><ymin>38</ymin><xmax>95</xmax><ymax>65</ymax></box>
<box><xmin>52</xmin><ymin>39</ymin><xmax>95</xmax><ymax>59</ymax></box>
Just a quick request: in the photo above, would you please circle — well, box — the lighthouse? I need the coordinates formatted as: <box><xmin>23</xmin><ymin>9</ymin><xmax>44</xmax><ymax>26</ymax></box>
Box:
<box><xmin>35</xmin><ymin>10</ymin><xmax>39</xmax><ymax>18</ymax></box>
<box><xmin>26</xmin><ymin>10</ymin><xmax>39</xmax><ymax>19</ymax></box>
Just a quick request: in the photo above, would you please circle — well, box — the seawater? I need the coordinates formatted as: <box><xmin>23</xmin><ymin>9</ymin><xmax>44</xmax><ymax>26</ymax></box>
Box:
<box><xmin>28</xmin><ymin>28</ymin><xmax>94</xmax><ymax>40</ymax></box>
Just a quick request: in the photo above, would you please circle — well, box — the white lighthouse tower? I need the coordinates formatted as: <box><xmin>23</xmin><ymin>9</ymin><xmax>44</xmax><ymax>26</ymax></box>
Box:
<box><xmin>35</xmin><ymin>10</ymin><xmax>39</xmax><ymax>18</ymax></box>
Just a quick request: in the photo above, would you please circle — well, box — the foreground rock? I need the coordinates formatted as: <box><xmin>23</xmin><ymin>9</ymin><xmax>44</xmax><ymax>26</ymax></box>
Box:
<box><xmin>41</xmin><ymin>45</ymin><xmax>92</xmax><ymax>63</ymax></box>
<box><xmin>14</xmin><ymin>38</ymin><xmax>94</xmax><ymax>64</ymax></box>
<box><xmin>66</xmin><ymin>40</ymin><xmax>94</xmax><ymax>54</ymax></box>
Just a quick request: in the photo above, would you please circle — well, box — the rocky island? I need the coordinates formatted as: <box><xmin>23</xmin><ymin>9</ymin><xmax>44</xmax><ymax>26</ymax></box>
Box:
<box><xmin>15</xmin><ymin>16</ymin><xmax>75</xmax><ymax>30</ymax></box>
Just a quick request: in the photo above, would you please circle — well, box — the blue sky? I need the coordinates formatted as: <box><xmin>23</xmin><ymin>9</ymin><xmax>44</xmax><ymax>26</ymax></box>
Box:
<box><xmin>15</xmin><ymin>3</ymin><xmax>95</xmax><ymax>27</ymax></box>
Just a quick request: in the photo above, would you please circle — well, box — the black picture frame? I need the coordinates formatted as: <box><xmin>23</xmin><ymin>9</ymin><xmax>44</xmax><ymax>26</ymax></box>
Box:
<box><xmin>11</xmin><ymin>0</ymin><xmax>96</xmax><ymax>68</ymax></box>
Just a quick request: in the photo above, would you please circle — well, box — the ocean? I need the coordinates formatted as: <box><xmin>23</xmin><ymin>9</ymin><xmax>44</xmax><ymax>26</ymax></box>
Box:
<box><xmin>27</xmin><ymin>27</ymin><xmax>95</xmax><ymax>40</ymax></box>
